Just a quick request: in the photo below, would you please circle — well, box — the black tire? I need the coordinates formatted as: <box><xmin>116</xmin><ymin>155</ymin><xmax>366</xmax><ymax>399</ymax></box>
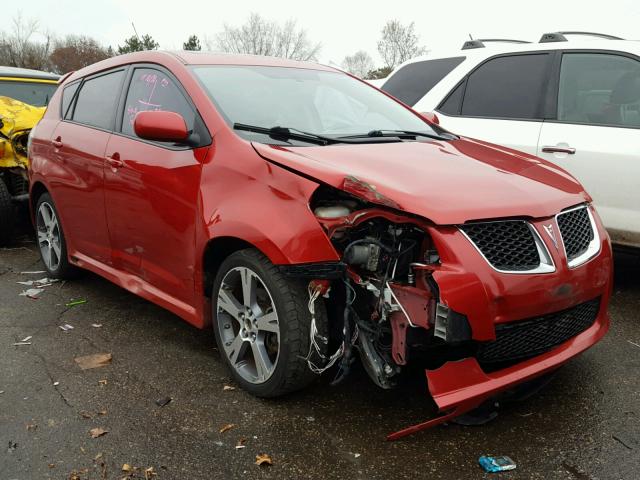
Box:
<box><xmin>0</xmin><ymin>178</ymin><xmax>14</xmax><ymax>245</ymax></box>
<box><xmin>212</xmin><ymin>248</ymin><xmax>327</xmax><ymax>397</ymax></box>
<box><xmin>34</xmin><ymin>192</ymin><xmax>79</xmax><ymax>279</ymax></box>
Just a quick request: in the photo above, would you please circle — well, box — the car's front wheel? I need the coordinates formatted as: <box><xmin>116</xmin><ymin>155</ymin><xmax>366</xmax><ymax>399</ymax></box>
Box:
<box><xmin>212</xmin><ymin>249</ymin><xmax>326</xmax><ymax>397</ymax></box>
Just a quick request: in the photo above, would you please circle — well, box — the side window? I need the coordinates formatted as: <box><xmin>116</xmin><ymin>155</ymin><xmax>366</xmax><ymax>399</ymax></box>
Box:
<box><xmin>382</xmin><ymin>57</ymin><xmax>466</xmax><ymax>107</ymax></box>
<box><xmin>438</xmin><ymin>82</ymin><xmax>464</xmax><ymax>115</ymax></box>
<box><xmin>72</xmin><ymin>70</ymin><xmax>125</xmax><ymax>129</ymax></box>
<box><xmin>461</xmin><ymin>54</ymin><xmax>550</xmax><ymax>119</ymax></box>
<box><xmin>557</xmin><ymin>53</ymin><xmax>640</xmax><ymax>127</ymax></box>
<box><xmin>61</xmin><ymin>81</ymin><xmax>80</xmax><ymax>119</ymax></box>
<box><xmin>122</xmin><ymin>68</ymin><xmax>196</xmax><ymax>138</ymax></box>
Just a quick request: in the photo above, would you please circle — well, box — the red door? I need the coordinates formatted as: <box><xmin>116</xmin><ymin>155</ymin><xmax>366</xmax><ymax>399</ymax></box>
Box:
<box><xmin>103</xmin><ymin>67</ymin><xmax>205</xmax><ymax>305</ymax></box>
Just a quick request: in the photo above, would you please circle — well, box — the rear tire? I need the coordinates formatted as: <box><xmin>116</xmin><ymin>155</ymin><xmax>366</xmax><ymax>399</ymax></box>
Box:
<box><xmin>212</xmin><ymin>248</ymin><xmax>327</xmax><ymax>397</ymax></box>
<box><xmin>0</xmin><ymin>178</ymin><xmax>14</xmax><ymax>246</ymax></box>
<box><xmin>35</xmin><ymin>193</ymin><xmax>79</xmax><ymax>279</ymax></box>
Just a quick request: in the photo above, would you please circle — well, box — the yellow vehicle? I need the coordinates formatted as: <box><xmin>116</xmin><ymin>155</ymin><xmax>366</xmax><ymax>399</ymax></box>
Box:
<box><xmin>0</xmin><ymin>67</ymin><xmax>59</xmax><ymax>244</ymax></box>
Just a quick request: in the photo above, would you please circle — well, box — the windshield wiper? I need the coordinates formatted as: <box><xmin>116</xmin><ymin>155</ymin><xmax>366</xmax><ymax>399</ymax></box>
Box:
<box><xmin>341</xmin><ymin>129</ymin><xmax>456</xmax><ymax>141</ymax></box>
<box><xmin>234</xmin><ymin>123</ymin><xmax>342</xmax><ymax>146</ymax></box>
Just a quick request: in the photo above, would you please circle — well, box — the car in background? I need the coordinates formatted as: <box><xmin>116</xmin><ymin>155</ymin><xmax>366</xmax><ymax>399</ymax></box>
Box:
<box><xmin>381</xmin><ymin>32</ymin><xmax>640</xmax><ymax>249</ymax></box>
<box><xmin>28</xmin><ymin>51</ymin><xmax>611</xmax><ymax>435</ymax></box>
<box><xmin>0</xmin><ymin>67</ymin><xmax>59</xmax><ymax>243</ymax></box>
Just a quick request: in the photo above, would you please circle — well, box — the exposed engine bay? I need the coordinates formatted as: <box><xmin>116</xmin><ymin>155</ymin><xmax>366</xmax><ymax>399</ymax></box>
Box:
<box><xmin>307</xmin><ymin>184</ymin><xmax>443</xmax><ymax>390</ymax></box>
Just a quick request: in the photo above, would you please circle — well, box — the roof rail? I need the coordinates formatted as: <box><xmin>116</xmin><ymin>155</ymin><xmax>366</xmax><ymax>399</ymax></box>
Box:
<box><xmin>462</xmin><ymin>38</ymin><xmax>531</xmax><ymax>50</ymax></box>
<box><xmin>539</xmin><ymin>31</ymin><xmax>625</xmax><ymax>43</ymax></box>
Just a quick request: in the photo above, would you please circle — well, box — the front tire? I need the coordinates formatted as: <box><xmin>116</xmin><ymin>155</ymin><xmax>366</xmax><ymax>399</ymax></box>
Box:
<box><xmin>35</xmin><ymin>193</ymin><xmax>78</xmax><ymax>279</ymax></box>
<box><xmin>212</xmin><ymin>248</ymin><xmax>327</xmax><ymax>397</ymax></box>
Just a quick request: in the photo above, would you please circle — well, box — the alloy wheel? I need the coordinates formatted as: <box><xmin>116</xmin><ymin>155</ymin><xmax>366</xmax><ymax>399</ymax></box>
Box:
<box><xmin>216</xmin><ymin>266</ymin><xmax>280</xmax><ymax>384</ymax></box>
<box><xmin>36</xmin><ymin>202</ymin><xmax>61</xmax><ymax>271</ymax></box>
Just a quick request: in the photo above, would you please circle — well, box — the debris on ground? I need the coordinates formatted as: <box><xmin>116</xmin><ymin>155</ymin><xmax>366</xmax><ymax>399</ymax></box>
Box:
<box><xmin>145</xmin><ymin>466</ymin><xmax>157</xmax><ymax>479</ymax></box>
<box><xmin>612</xmin><ymin>433</ymin><xmax>636</xmax><ymax>450</ymax></box>
<box><xmin>79</xmin><ymin>411</ymin><xmax>93</xmax><ymax>419</ymax></box>
<box><xmin>628</xmin><ymin>340</ymin><xmax>640</xmax><ymax>348</ymax></box>
<box><xmin>21</xmin><ymin>335</ymin><xmax>32</xmax><ymax>342</ymax></box>
<box><xmin>89</xmin><ymin>427</ymin><xmax>108</xmax><ymax>438</ymax></box>
<box><xmin>26</xmin><ymin>422</ymin><xmax>37</xmax><ymax>431</ymax></box>
<box><xmin>65</xmin><ymin>299</ymin><xmax>87</xmax><ymax>307</ymax></box>
<box><xmin>155</xmin><ymin>396</ymin><xmax>172</xmax><ymax>407</ymax></box>
<box><xmin>91</xmin><ymin>323</ymin><xmax>103</xmax><ymax>328</ymax></box>
<box><xmin>7</xmin><ymin>441</ymin><xmax>17</xmax><ymax>453</ymax></box>
<box><xmin>354</xmin><ymin>453</ymin><xmax>361</xmax><ymax>458</ymax></box>
<box><xmin>235</xmin><ymin>438</ymin><xmax>246</xmax><ymax>449</ymax></box>
<box><xmin>97</xmin><ymin>409</ymin><xmax>107</xmax><ymax>415</ymax></box>
<box><xmin>219</xmin><ymin>423</ymin><xmax>236</xmax><ymax>433</ymax></box>
<box><xmin>12</xmin><ymin>341</ymin><xmax>31</xmax><ymax>346</ymax></box>
<box><xmin>53</xmin><ymin>381</ymin><xmax>59</xmax><ymax>386</ymax></box>
<box><xmin>20</xmin><ymin>270</ymin><xmax>46</xmax><ymax>274</ymax></box>
<box><xmin>98</xmin><ymin>379</ymin><xmax>108</xmax><ymax>385</ymax></box>
<box><xmin>19</xmin><ymin>288</ymin><xmax>44</xmax><ymax>299</ymax></box>
<box><xmin>223</xmin><ymin>385</ymin><xmax>236</xmax><ymax>391</ymax></box>
<box><xmin>479</xmin><ymin>455</ymin><xmax>517</xmax><ymax>473</ymax></box>
<box><xmin>59</xmin><ymin>324</ymin><xmax>74</xmax><ymax>332</ymax></box>
<box><xmin>122</xmin><ymin>463</ymin><xmax>133</xmax><ymax>473</ymax></box>
<box><xmin>17</xmin><ymin>277</ymin><xmax>58</xmax><ymax>287</ymax></box>
<box><xmin>255</xmin><ymin>453</ymin><xmax>273</xmax><ymax>466</ymax></box>
<box><xmin>74</xmin><ymin>353</ymin><xmax>112</xmax><ymax>370</ymax></box>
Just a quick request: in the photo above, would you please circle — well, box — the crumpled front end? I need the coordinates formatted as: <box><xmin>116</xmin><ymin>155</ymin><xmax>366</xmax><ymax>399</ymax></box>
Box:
<box><xmin>0</xmin><ymin>96</ymin><xmax>46</xmax><ymax>169</ymax></box>
<box><xmin>299</xmin><ymin>181</ymin><xmax>612</xmax><ymax>439</ymax></box>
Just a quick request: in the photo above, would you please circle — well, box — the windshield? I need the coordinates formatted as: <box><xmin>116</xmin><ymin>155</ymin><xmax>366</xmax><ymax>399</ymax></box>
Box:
<box><xmin>0</xmin><ymin>80</ymin><xmax>57</xmax><ymax>107</ymax></box>
<box><xmin>191</xmin><ymin>65</ymin><xmax>436</xmax><ymax>142</ymax></box>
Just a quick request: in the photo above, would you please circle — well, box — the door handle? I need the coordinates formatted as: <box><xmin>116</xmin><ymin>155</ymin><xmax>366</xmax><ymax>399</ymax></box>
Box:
<box><xmin>105</xmin><ymin>152</ymin><xmax>124</xmax><ymax>169</ymax></box>
<box><xmin>52</xmin><ymin>137</ymin><xmax>63</xmax><ymax>149</ymax></box>
<box><xmin>541</xmin><ymin>145</ymin><xmax>576</xmax><ymax>155</ymax></box>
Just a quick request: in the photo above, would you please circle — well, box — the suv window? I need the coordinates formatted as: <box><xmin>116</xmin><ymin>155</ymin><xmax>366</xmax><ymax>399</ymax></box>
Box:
<box><xmin>61</xmin><ymin>82</ymin><xmax>80</xmax><ymax>119</ymax></box>
<box><xmin>121</xmin><ymin>68</ymin><xmax>195</xmax><ymax>139</ymax></box>
<box><xmin>557</xmin><ymin>53</ymin><xmax>640</xmax><ymax>127</ymax></box>
<box><xmin>461</xmin><ymin>54</ymin><xmax>549</xmax><ymax>119</ymax></box>
<box><xmin>72</xmin><ymin>70</ymin><xmax>125</xmax><ymax>130</ymax></box>
<box><xmin>382</xmin><ymin>57</ymin><xmax>465</xmax><ymax>107</ymax></box>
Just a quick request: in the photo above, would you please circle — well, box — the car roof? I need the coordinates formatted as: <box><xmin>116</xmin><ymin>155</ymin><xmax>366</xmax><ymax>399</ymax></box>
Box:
<box><xmin>65</xmin><ymin>50</ymin><xmax>338</xmax><ymax>84</ymax></box>
<box><xmin>0</xmin><ymin>66</ymin><xmax>60</xmax><ymax>81</ymax></box>
<box><xmin>396</xmin><ymin>37</ymin><xmax>640</xmax><ymax>69</ymax></box>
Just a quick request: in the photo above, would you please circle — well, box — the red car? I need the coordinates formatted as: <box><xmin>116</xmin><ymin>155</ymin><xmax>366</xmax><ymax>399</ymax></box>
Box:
<box><xmin>28</xmin><ymin>51</ymin><xmax>611</xmax><ymax>437</ymax></box>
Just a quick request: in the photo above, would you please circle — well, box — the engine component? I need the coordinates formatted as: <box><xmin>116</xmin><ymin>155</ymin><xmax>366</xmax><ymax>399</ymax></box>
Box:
<box><xmin>357</xmin><ymin>325</ymin><xmax>398</xmax><ymax>389</ymax></box>
<box><xmin>343</xmin><ymin>242</ymin><xmax>381</xmax><ymax>271</ymax></box>
<box><xmin>314</xmin><ymin>204</ymin><xmax>352</xmax><ymax>219</ymax></box>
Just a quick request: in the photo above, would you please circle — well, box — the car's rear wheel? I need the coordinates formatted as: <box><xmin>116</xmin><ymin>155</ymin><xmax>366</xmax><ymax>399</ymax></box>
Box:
<box><xmin>35</xmin><ymin>193</ymin><xmax>78</xmax><ymax>279</ymax></box>
<box><xmin>212</xmin><ymin>248</ymin><xmax>327</xmax><ymax>397</ymax></box>
<box><xmin>0</xmin><ymin>177</ymin><xmax>14</xmax><ymax>245</ymax></box>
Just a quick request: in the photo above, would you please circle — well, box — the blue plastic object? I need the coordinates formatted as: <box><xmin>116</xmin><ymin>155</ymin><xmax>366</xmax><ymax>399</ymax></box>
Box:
<box><xmin>478</xmin><ymin>455</ymin><xmax>517</xmax><ymax>473</ymax></box>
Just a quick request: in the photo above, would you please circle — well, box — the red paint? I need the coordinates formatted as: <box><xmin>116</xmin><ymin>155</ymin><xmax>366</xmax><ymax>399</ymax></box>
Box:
<box><xmin>134</xmin><ymin>110</ymin><xmax>189</xmax><ymax>142</ymax></box>
<box><xmin>28</xmin><ymin>52</ymin><xmax>612</xmax><ymax>425</ymax></box>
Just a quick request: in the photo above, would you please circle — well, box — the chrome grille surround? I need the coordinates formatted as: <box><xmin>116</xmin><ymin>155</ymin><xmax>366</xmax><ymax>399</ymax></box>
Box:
<box><xmin>556</xmin><ymin>204</ymin><xmax>600</xmax><ymax>268</ymax></box>
<box><xmin>459</xmin><ymin>220</ymin><xmax>555</xmax><ymax>274</ymax></box>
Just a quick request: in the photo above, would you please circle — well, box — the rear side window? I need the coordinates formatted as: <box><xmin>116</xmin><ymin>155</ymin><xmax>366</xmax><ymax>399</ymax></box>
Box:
<box><xmin>557</xmin><ymin>53</ymin><xmax>640</xmax><ymax>127</ymax></box>
<box><xmin>72</xmin><ymin>69</ymin><xmax>125</xmax><ymax>130</ymax></box>
<box><xmin>121</xmin><ymin>68</ymin><xmax>196</xmax><ymax>138</ymax></box>
<box><xmin>461</xmin><ymin>54</ymin><xmax>550</xmax><ymax>119</ymax></box>
<box><xmin>61</xmin><ymin>82</ymin><xmax>79</xmax><ymax>119</ymax></box>
<box><xmin>382</xmin><ymin>57</ymin><xmax>465</xmax><ymax>106</ymax></box>
<box><xmin>438</xmin><ymin>82</ymin><xmax>464</xmax><ymax>115</ymax></box>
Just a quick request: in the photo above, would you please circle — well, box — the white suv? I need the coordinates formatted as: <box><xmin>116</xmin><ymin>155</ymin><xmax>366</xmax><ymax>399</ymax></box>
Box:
<box><xmin>381</xmin><ymin>32</ymin><xmax>640</xmax><ymax>249</ymax></box>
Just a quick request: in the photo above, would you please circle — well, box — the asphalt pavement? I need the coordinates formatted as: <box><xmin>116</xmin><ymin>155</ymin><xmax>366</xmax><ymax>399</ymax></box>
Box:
<box><xmin>1</xmin><ymin>221</ymin><xmax>639</xmax><ymax>479</ymax></box>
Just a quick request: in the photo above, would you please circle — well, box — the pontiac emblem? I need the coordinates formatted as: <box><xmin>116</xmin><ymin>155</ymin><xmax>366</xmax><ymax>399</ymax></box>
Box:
<box><xmin>543</xmin><ymin>223</ymin><xmax>559</xmax><ymax>249</ymax></box>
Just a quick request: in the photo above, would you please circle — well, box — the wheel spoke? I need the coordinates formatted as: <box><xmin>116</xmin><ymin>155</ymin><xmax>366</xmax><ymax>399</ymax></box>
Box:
<box><xmin>51</xmin><ymin>239</ymin><xmax>61</xmax><ymax>264</ymax></box>
<box><xmin>255</xmin><ymin>311</ymin><xmax>278</xmax><ymax>333</ymax></box>
<box><xmin>251</xmin><ymin>341</ymin><xmax>273</xmax><ymax>381</ymax></box>
<box><xmin>240</xmin><ymin>268</ymin><xmax>256</xmax><ymax>308</ymax></box>
<box><xmin>37</xmin><ymin>230</ymin><xmax>48</xmax><ymax>244</ymax></box>
<box><xmin>41</xmin><ymin>243</ymin><xmax>51</xmax><ymax>268</ymax></box>
<box><xmin>218</xmin><ymin>287</ymin><xmax>243</xmax><ymax>320</ymax></box>
<box><xmin>225</xmin><ymin>333</ymin><xmax>248</xmax><ymax>365</ymax></box>
<box><xmin>40</xmin><ymin>205</ymin><xmax>52</xmax><ymax>229</ymax></box>
<box><xmin>46</xmin><ymin>244</ymin><xmax>54</xmax><ymax>269</ymax></box>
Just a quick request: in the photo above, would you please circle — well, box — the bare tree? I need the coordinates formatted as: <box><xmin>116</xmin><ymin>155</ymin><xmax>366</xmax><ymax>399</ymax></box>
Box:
<box><xmin>211</xmin><ymin>13</ymin><xmax>321</xmax><ymax>61</ymax></box>
<box><xmin>0</xmin><ymin>15</ymin><xmax>52</xmax><ymax>70</ymax></box>
<box><xmin>49</xmin><ymin>35</ymin><xmax>111</xmax><ymax>74</ymax></box>
<box><xmin>377</xmin><ymin>20</ymin><xmax>426</xmax><ymax>69</ymax></box>
<box><xmin>341</xmin><ymin>50</ymin><xmax>375</xmax><ymax>78</ymax></box>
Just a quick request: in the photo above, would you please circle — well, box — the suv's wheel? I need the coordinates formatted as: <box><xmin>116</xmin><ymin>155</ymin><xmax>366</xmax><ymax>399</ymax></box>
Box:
<box><xmin>35</xmin><ymin>193</ymin><xmax>78</xmax><ymax>279</ymax></box>
<box><xmin>212</xmin><ymin>248</ymin><xmax>327</xmax><ymax>397</ymax></box>
<box><xmin>0</xmin><ymin>178</ymin><xmax>14</xmax><ymax>245</ymax></box>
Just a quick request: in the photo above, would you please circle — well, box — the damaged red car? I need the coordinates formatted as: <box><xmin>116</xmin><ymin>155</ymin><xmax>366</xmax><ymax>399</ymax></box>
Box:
<box><xmin>28</xmin><ymin>52</ymin><xmax>612</xmax><ymax>436</ymax></box>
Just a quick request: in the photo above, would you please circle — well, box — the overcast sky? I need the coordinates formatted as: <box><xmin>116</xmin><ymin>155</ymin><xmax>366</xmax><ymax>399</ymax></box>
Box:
<box><xmin>8</xmin><ymin>0</ymin><xmax>640</xmax><ymax>66</ymax></box>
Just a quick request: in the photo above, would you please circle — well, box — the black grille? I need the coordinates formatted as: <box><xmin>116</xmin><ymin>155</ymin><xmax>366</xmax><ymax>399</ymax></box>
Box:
<box><xmin>477</xmin><ymin>298</ymin><xmax>600</xmax><ymax>364</ymax></box>
<box><xmin>557</xmin><ymin>207</ymin><xmax>594</xmax><ymax>261</ymax></box>
<box><xmin>461</xmin><ymin>221</ymin><xmax>540</xmax><ymax>271</ymax></box>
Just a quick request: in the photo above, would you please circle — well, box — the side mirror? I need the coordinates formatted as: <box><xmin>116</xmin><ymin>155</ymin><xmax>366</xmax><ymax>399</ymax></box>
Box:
<box><xmin>420</xmin><ymin>111</ymin><xmax>439</xmax><ymax>125</ymax></box>
<box><xmin>134</xmin><ymin>110</ymin><xmax>189</xmax><ymax>143</ymax></box>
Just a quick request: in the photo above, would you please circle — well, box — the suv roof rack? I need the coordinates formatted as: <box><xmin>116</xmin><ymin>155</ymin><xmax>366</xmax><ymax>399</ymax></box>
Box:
<box><xmin>462</xmin><ymin>38</ymin><xmax>531</xmax><ymax>50</ymax></box>
<box><xmin>539</xmin><ymin>31</ymin><xmax>625</xmax><ymax>43</ymax></box>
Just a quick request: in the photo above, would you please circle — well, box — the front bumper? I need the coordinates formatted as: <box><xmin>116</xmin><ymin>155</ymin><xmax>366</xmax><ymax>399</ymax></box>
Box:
<box><xmin>388</xmin><ymin>206</ymin><xmax>613</xmax><ymax>440</ymax></box>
